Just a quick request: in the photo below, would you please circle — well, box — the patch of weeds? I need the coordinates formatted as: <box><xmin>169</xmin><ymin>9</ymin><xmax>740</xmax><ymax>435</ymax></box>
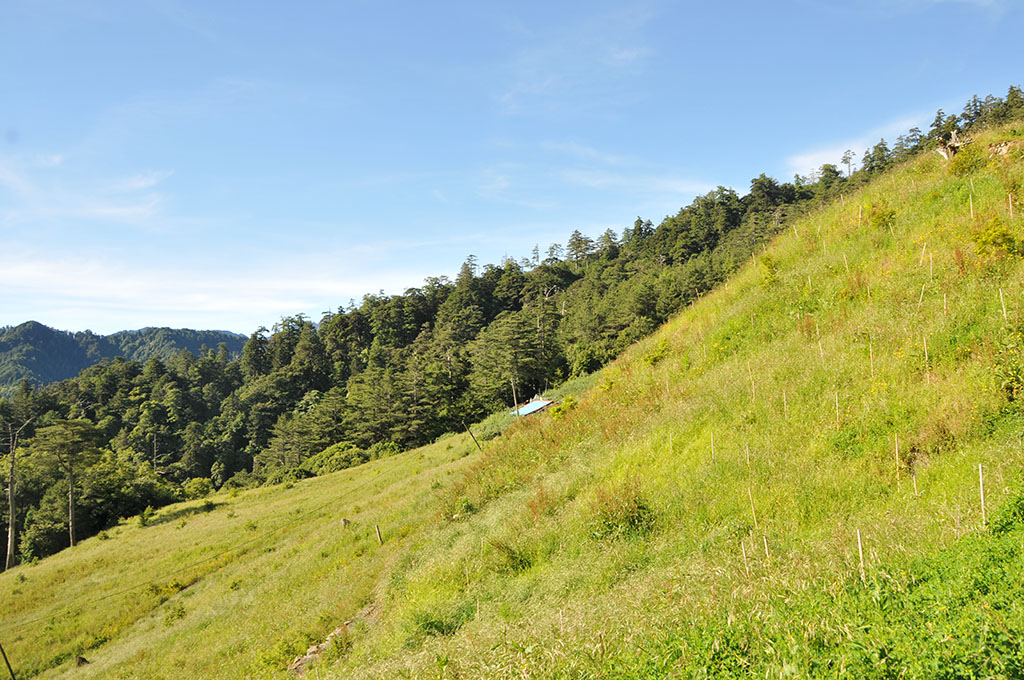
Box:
<box><xmin>949</xmin><ymin>141</ymin><xmax>986</xmax><ymax>176</ymax></box>
<box><xmin>163</xmin><ymin>604</ymin><xmax>185</xmax><ymax>627</ymax></box>
<box><xmin>642</xmin><ymin>339</ymin><xmax>670</xmax><ymax>367</ymax></box>
<box><xmin>489</xmin><ymin>537</ymin><xmax>534</xmax><ymax>573</ymax></box>
<box><xmin>440</xmin><ymin>493</ymin><xmax>477</xmax><ymax>521</ymax></box>
<box><xmin>995</xmin><ymin>325</ymin><xmax>1024</xmax><ymax>403</ymax></box>
<box><xmin>244</xmin><ymin>520</ymin><xmax>257</xmax><ymax>532</ymax></box>
<box><xmin>255</xmin><ymin>638</ymin><xmax>304</xmax><ymax>670</ymax></box>
<box><xmin>972</xmin><ymin>215</ymin><xmax>1023</xmax><ymax>258</ymax></box>
<box><xmin>137</xmin><ymin>506</ymin><xmax>155</xmax><ymax>528</ymax></box>
<box><xmin>324</xmin><ymin>626</ymin><xmax>352</xmax><ymax>661</ymax></box>
<box><xmin>526</xmin><ymin>484</ymin><xmax>558</xmax><ymax>522</ymax></box>
<box><xmin>550</xmin><ymin>396</ymin><xmax>577</xmax><ymax>419</ymax></box>
<box><xmin>589</xmin><ymin>478</ymin><xmax>656</xmax><ymax>540</ymax></box>
<box><xmin>759</xmin><ymin>253</ymin><xmax>778</xmax><ymax>287</ymax></box>
<box><xmin>409</xmin><ymin>600</ymin><xmax>474</xmax><ymax>642</ymax></box>
<box><xmin>866</xmin><ymin>203</ymin><xmax>896</xmax><ymax>232</ymax></box>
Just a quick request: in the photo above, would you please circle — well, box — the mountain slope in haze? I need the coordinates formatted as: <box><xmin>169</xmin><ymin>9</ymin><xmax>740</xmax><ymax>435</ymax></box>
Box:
<box><xmin>3</xmin><ymin>123</ymin><xmax>1024</xmax><ymax>678</ymax></box>
<box><xmin>0</xmin><ymin>321</ymin><xmax>246</xmax><ymax>396</ymax></box>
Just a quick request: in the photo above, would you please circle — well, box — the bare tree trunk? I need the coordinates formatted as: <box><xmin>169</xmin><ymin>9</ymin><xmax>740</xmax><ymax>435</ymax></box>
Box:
<box><xmin>67</xmin><ymin>463</ymin><xmax>76</xmax><ymax>548</ymax></box>
<box><xmin>5</xmin><ymin>425</ymin><xmax>15</xmax><ymax>571</ymax></box>
<box><xmin>5</xmin><ymin>417</ymin><xmax>33</xmax><ymax>571</ymax></box>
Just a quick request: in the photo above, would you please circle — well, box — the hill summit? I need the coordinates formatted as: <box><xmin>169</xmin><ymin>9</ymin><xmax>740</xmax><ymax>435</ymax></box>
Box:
<box><xmin>0</xmin><ymin>321</ymin><xmax>246</xmax><ymax>396</ymax></box>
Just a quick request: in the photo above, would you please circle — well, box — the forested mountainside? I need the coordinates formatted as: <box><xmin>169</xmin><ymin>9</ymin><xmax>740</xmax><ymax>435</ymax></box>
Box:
<box><xmin>3</xmin><ymin>91</ymin><xmax>1024</xmax><ymax>679</ymax></box>
<box><xmin>0</xmin><ymin>322</ymin><xmax>245</xmax><ymax>397</ymax></box>
<box><xmin>1</xmin><ymin>87</ymin><xmax>1022</xmax><ymax>569</ymax></box>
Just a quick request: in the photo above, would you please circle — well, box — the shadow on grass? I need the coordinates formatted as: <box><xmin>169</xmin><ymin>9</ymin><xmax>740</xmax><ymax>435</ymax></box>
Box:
<box><xmin>150</xmin><ymin>500</ymin><xmax>225</xmax><ymax>526</ymax></box>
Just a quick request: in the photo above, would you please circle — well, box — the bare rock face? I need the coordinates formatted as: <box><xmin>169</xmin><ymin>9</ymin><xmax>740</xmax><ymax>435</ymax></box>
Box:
<box><xmin>287</xmin><ymin>604</ymin><xmax>377</xmax><ymax>675</ymax></box>
<box><xmin>990</xmin><ymin>140</ymin><xmax>1023</xmax><ymax>157</ymax></box>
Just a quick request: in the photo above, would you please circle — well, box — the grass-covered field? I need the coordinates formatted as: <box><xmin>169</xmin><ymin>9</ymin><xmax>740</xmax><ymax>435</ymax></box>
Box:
<box><xmin>3</xmin><ymin>125</ymin><xmax>1024</xmax><ymax>678</ymax></box>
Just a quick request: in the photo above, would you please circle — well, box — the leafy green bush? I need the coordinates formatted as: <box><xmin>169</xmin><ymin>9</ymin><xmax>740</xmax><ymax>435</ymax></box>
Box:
<box><xmin>182</xmin><ymin>477</ymin><xmax>213</xmax><ymax>500</ymax></box>
<box><xmin>949</xmin><ymin>141</ymin><xmax>986</xmax><ymax>176</ymax></box>
<box><xmin>549</xmin><ymin>396</ymin><xmax>577</xmax><ymax>419</ymax></box>
<box><xmin>972</xmin><ymin>216</ymin><xmax>1022</xmax><ymax>257</ymax></box>
<box><xmin>642</xmin><ymin>339</ymin><xmax>670</xmax><ymax>367</ymax></box>
<box><xmin>994</xmin><ymin>326</ymin><xmax>1024</xmax><ymax>402</ymax></box>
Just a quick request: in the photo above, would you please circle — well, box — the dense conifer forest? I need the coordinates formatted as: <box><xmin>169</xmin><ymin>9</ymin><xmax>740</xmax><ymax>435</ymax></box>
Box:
<box><xmin>2</xmin><ymin>86</ymin><xmax>1021</xmax><ymax>565</ymax></box>
<box><xmin>0</xmin><ymin>322</ymin><xmax>245</xmax><ymax>397</ymax></box>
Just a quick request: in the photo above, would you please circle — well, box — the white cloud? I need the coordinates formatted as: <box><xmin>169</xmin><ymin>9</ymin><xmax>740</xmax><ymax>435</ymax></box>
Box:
<box><xmin>107</xmin><ymin>170</ymin><xmax>173</xmax><ymax>193</ymax></box>
<box><xmin>541</xmin><ymin>141</ymin><xmax>630</xmax><ymax>165</ymax></box>
<box><xmin>784</xmin><ymin>113</ymin><xmax>929</xmax><ymax>177</ymax></box>
<box><xmin>0</xmin><ymin>152</ymin><xmax>172</xmax><ymax>227</ymax></box>
<box><xmin>561</xmin><ymin>169</ymin><xmax>716</xmax><ymax>197</ymax></box>
<box><xmin>0</xmin><ymin>249</ymin><xmax>443</xmax><ymax>334</ymax></box>
<box><xmin>495</xmin><ymin>4</ymin><xmax>656</xmax><ymax>114</ymax></box>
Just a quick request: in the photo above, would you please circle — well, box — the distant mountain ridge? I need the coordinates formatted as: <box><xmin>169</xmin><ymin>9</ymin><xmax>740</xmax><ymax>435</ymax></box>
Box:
<box><xmin>0</xmin><ymin>321</ymin><xmax>247</xmax><ymax>396</ymax></box>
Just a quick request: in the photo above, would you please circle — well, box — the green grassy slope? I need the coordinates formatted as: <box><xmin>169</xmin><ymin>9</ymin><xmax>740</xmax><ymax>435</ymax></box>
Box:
<box><xmin>3</xmin><ymin>125</ymin><xmax>1024</xmax><ymax>679</ymax></box>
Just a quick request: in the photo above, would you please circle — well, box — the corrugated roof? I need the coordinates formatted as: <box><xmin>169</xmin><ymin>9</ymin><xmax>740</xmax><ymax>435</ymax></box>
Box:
<box><xmin>511</xmin><ymin>399</ymin><xmax>554</xmax><ymax>417</ymax></box>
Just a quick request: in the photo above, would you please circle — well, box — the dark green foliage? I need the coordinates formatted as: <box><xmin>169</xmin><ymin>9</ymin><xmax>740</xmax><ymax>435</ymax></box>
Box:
<box><xmin>0</xmin><ymin>322</ymin><xmax>245</xmax><ymax>396</ymax></box>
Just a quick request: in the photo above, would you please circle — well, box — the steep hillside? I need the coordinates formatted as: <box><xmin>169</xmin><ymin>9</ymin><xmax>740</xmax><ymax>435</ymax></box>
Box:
<box><xmin>0</xmin><ymin>322</ymin><xmax>246</xmax><ymax>395</ymax></box>
<box><xmin>3</xmin><ymin>124</ymin><xmax>1024</xmax><ymax>678</ymax></box>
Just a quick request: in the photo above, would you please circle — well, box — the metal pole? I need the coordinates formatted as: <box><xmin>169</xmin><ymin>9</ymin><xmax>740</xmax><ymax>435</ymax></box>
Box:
<box><xmin>0</xmin><ymin>639</ymin><xmax>16</xmax><ymax>680</ymax></box>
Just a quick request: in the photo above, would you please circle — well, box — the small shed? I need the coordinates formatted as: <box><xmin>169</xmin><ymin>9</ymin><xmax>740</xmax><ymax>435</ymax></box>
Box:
<box><xmin>511</xmin><ymin>398</ymin><xmax>554</xmax><ymax>418</ymax></box>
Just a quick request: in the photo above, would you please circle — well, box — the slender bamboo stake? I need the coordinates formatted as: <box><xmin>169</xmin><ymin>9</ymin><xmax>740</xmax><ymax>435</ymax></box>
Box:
<box><xmin>1000</xmin><ymin>288</ymin><xmax>1008</xmax><ymax>321</ymax></box>
<box><xmin>748</xmin><ymin>360</ymin><xmax>756</xmax><ymax>402</ymax></box>
<box><xmin>375</xmin><ymin>524</ymin><xmax>383</xmax><ymax>545</ymax></box>
<box><xmin>917</xmin><ymin>284</ymin><xmax>925</xmax><ymax>310</ymax></box>
<box><xmin>913</xmin><ymin>474</ymin><xmax>919</xmax><ymax>497</ymax></box>
<box><xmin>894</xmin><ymin>434</ymin><xmax>900</xmax><ymax>486</ymax></box>
<box><xmin>792</xmin><ymin>223</ymin><xmax>799</xmax><ymax>239</ymax></box>
<box><xmin>919</xmin><ymin>243</ymin><xmax>927</xmax><ymax>266</ymax></box>
<box><xmin>923</xmin><ymin>335</ymin><xmax>929</xmax><ymax>371</ymax></box>
<box><xmin>857</xmin><ymin>529</ymin><xmax>866</xmax><ymax>583</ymax></box>
<box><xmin>763</xmin><ymin>534</ymin><xmax>770</xmax><ymax>560</ymax></box>
<box><xmin>889</xmin><ymin>223</ymin><xmax>896</xmax><ymax>239</ymax></box>
<box><xmin>979</xmin><ymin>464</ymin><xmax>987</xmax><ymax>527</ymax></box>
<box><xmin>818</xmin><ymin>337</ymin><xmax>825</xmax><ymax>363</ymax></box>
<box><xmin>748</xmin><ymin>486</ymin><xmax>758</xmax><ymax>529</ymax></box>
<box><xmin>843</xmin><ymin>253</ymin><xmax>850</xmax><ymax>273</ymax></box>
<box><xmin>741</xmin><ymin>540</ymin><xmax>750</xmax><ymax>576</ymax></box>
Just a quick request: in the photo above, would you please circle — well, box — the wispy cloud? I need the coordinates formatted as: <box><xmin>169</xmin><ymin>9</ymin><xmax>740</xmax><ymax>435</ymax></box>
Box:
<box><xmin>560</xmin><ymin>169</ymin><xmax>715</xmax><ymax>196</ymax></box>
<box><xmin>784</xmin><ymin>113</ymin><xmax>929</xmax><ymax>177</ymax></box>
<box><xmin>541</xmin><ymin>141</ymin><xmax>631</xmax><ymax>165</ymax></box>
<box><xmin>0</xmin><ymin>153</ymin><xmax>172</xmax><ymax>227</ymax></box>
<box><xmin>107</xmin><ymin>170</ymin><xmax>173</xmax><ymax>193</ymax></box>
<box><xmin>495</xmin><ymin>4</ymin><xmax>656</xmax><ymax>115</ymax></box>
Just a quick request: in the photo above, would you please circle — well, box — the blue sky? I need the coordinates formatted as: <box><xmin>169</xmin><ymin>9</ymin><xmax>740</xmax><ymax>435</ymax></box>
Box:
<box><xmin>1</xmin><ymin>0</ymin><xmax>1021</xmax><ymax>335</ymax></box>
